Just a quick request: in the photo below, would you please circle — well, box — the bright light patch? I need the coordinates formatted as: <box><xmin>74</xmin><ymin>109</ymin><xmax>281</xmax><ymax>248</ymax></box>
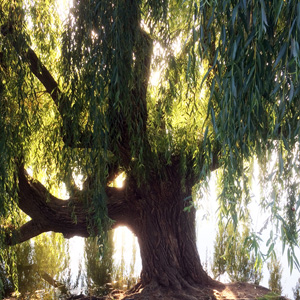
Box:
<box><xmin>56</xmin><ymin>0</ymin><xmax>73</xmax><ymax>22</ymax></box>
<box><xmin>26</xmin><ymin>167</ymin><xmax>33</xmax><ymax>177</ymax></box>
<box><xmin>172</xmin><ymin>35</ymin><xmax>183</xmax><ymax>56</ymax></box>
<box><xmin>115</xmin><ymin>172</ymin><xmax>126</xmax><ymax>188</ymax></box>
<box><xmin>68</xmin><ymin>236</ymin><xmax>85</xmax><ymax>290</ymax></box>
<box><xmin>150</xmin><ymin>69</ymin><xmax>161</xmax><ymax>86</ymax></box>
<box><xmin>74</xmin><ymin>173</ymin><xmax>84</xmax><ymax>190</ymax></box>
<box><xmin>57</xmin><ymin>182</ymin><xmax>70</xmax><ymax>200</ymax></box>
<box><xmin>113</xmin><ymin>226</ymin><xmax>141</xmax><ymax>276</ymax></box>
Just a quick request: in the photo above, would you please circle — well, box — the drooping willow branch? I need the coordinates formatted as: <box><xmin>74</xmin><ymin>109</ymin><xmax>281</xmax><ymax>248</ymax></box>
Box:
<box><xmin>1</xmin><ymin>23</ymin><xmax>153</xmax><ymax>159</ymax></box>
<box><xmin>0</xmin><ymin>23</ymin><xmax>93</xmax><ymax>149</ymax></box>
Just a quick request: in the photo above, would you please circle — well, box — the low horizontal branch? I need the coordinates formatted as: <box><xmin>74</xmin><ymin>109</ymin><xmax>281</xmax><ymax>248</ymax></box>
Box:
<box><xmin>5</xmin><ymin>167</ymin><xmax>137</xmax><ymax>245</ymax></box>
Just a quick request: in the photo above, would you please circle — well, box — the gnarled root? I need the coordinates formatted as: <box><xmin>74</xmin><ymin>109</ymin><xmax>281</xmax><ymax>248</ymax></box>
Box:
<box><xmin>122</xmin><ymin>280</ymin><xmax>222</xmax><ymax>300</ymax></box>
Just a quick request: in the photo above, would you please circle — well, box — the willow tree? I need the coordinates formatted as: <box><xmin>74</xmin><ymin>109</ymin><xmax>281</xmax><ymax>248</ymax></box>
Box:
<box><xmin>0</xmin><ymin>0</ymin><xmax>299</xmax><ymax>299</ymax></box>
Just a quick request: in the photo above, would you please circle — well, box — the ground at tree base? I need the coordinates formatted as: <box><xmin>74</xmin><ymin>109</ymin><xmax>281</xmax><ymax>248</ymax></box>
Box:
<box><xmin>64</xmin><ymin>282</ymin><xmax>287</xmax><ymax>300</ymax></box>
<box><xmin>2</xmin><ymin>282</ymin><xmax>287</xmax><ymax>300</ymax></box>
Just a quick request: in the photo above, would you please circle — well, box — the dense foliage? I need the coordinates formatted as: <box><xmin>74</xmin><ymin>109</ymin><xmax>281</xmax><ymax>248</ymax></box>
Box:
<box><xmin>0</xmin><ymin>0</ymin><xmax>300</xmax><ymax>295</ymax></box>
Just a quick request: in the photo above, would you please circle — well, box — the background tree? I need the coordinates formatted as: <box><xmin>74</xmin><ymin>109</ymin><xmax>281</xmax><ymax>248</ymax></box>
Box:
<box><xmin>0</xmin><ymin>0</ymin><xmax>299</xmax><ymax>299</ymax></box>
<box><xmin>212</xmin><ymin>219</ymin><xmax>262</xmax><ymax>284</ymax></box>
<box><xmin>1</xmin><ymin>226</ymin><xmax>69</xmax><ymax>298</ymax></box>
<box><xmin>293</xmin><ymin>278</ymin><xmax>300</xmax><ymax>300</ymax></box>
<box><xmin>267</xmin><ymin>255</ymin><xmax>283</xmax><ymax>296</ymax></box>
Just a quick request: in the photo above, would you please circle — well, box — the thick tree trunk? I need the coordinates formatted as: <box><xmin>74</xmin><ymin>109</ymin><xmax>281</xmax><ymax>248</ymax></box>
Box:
<box><xmin>135</xmin><ymin>193</ymin><xmax>209</xmax><ymax>289</ymax></box>
<box><xmin>120</xmin><ymin>173</ymin><xmax>218</xmax><ymax>299</ymax></box>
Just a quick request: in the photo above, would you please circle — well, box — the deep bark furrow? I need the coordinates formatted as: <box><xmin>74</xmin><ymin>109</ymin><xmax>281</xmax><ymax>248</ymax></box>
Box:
<box><xmin>128</xmin><ymin>176</ymin><xmax>211</xmax><ymax>290</ymax></box>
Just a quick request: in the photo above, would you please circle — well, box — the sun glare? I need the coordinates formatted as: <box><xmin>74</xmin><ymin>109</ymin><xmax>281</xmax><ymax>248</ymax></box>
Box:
<box><xmin>150</xmin><ymin>69</ymin><xmax>161</xmax><ymax>86</ymax></box>
<box><xmin>56</xmin><ymin>0</ymin><xmax>73</xmax><ymax>22</ymax></box>
<box><xmin>113</xmin><ymin>226</ymin><xmax>142</xmax><ymax>276</ymax></box>
<box><xmin>149</xmin><ymin>35</ymin><xmax>184</xmax><ymax>87</ymax></box>
<box><xmin>114</xmin><ymin>172</ymin><xmax>126</xmax><ymax>188</ymax></box>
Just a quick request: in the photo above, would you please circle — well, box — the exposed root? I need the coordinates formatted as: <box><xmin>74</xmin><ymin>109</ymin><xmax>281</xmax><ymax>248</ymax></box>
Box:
<box><xmin>65</xmin><ymin>281</ymin><xmax>285</xmax><ymax>300</ymax></box>
<box><xmin>121</xmin><ymin>280</ymin><xmax>220</xmax><ymax>300</ymax></box>
<box><xmin>106</xmin><ymin>281</ymin><xmax>281</xmax><ymax>300</ymax></box>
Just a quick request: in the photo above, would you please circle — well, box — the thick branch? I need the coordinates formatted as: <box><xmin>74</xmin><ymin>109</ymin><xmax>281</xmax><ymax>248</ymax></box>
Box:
<box><xmin>0</xmin><ymin>24</ymin><xmax>90</xmax><ymax>148</ymax></box>
<box><xmin>22</xmin><ymin>43</ymin><xmax>61</xmax><ymax>106</ymax></box>
<box><xmin>4</xmin><ymin>167</ymin><xmax>137</xmax><ymax>246</ymax></box>
<box><xmin>3</xmin><ymin>220</ymin><xmax>46</xmax><ymax>245</ymax></box>
<box><xmin>132</xmin><ymin>27</ymin><xmax>153</xmax><ymax>122</ymax></box>
<box><xmin>1</xmin><ymin>25</ymin><xmax>61</xmax><ymax>110</ymax></box>
<box><xmin>108</xmin><ymin>26</ymin><xmax>153</xmax><ymax>167</ymax></box>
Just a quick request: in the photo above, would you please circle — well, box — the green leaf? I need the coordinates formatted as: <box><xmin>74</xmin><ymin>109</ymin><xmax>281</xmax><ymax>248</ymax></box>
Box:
<box><xmin>244</xmin><ymin>30</ymin><xmax>255</xmax><ymax>48</ymax></box>
<box><xmin>183</xmin><ymin>195</ymin><xmax>192</xmax><ymax>201</ymax></box>
<box><xmin>232</xmin><ymin>40</ymin><xmax>237</xmax><ymax>60</ymax></box>
<box><xmin>200</xmin><ymin>67</ymin><xmax>213</xmax><ymax>88</ymax></box>
<box><xmin>288</xmin><ymin>18</ymin><xmax>296</xmax><ymax>39</ymax></box>
<box><xmin>273</xmin><ymin>43</ymin><xmax>287</xmax><ymax>68</ymax></box>
<box><xmin>244</xmin><ymin>66</ymin><xmax>255</xmax><ymax>90</ymax></box>
<box><xmin>267</xmin><ymin>242</ymin><xmax>275</xmax><ymax>256</ymax></box>
<box><xmin>291</xmin><ymin>39</ymin><xmax>299</xmax><ymax>58</ymax></box>
<box><xmin>212</xmin><ymin>48</ymin><xmax>219</xmax><ymax>67</ymax></box>
<box><xmin>232</xmin><ymin>5</ymin><xmax>238</xmax><ymax>25</ymax></box>
<box><xmin>207</xmin><ymin>6</ymin><xmax>215</xmax><ymax>28</ymax></box>
<box><xmin>260</xmin><ymin>1</ymin><xmax>268</xmax><ymax>31</ymax></box>
<box><xmin>231</xmin><ymin>77</ymin><xmax>237</xmax><ymax>98</ymax></box>
<box><xmin>278</xmin><ymin>150</ymin><xmax>283</xmax><ymax>175</ymax></box>
<box><xmin>297</xmin><ymin>3</ymin><xmax>300</xmax><ymax>29</ymax></box>
<box><xmin>275</xmin><ymin>1</ymin><xmax>284</xmax><ymax>25</ymax></box>
<box><xmin>183</xmin><ymin>206</ymin><xmax>192</xmax><ymax>212</ymax></box>
<box><xmin>289</xmin><ymin>81</ymin><xmax>294</xmax><ymax>103</ymax></box>
<box><xmin>221</xmin><ymin>25</ymin><xmax>226</xmax><ymax>46</ymax></box>
<box><xmin>211</xmin><ymin>107</ymin><xmax>218</xmax><ymax>134</ymax></box>
<box><xmin>282</xmin><ymin>136</ymin><xmax>289</xmax><ymax>151</ymax></box>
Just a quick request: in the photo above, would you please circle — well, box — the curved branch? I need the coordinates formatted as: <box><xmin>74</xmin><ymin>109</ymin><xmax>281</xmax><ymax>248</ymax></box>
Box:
<box><xmin>4</xmin><ymin>167</ymin><xmax>137</xmax><ymax>246</ymax></box>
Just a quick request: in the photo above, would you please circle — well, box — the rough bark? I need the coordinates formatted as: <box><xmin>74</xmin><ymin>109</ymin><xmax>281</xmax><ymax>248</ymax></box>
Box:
<box><xmin>3</xmin><ymin>167</ymin><xmax>135</xmax><ymax>245</ymax></box>
<box><xmin>137</xmin><ymin>203</ymin><xmax>210</xmax><ymax>289</ymax></box>
<box><xmin>119</xmin><ymin>167</ymin><xmax>220</xmax><ymax>299</ymax></box>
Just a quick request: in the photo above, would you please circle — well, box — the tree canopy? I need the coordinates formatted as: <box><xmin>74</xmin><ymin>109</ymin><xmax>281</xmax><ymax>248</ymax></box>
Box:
<box><xmin>0</xmin><ymin>0</ymin><xmax>300</xmax><ymax>297</ymax></box>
